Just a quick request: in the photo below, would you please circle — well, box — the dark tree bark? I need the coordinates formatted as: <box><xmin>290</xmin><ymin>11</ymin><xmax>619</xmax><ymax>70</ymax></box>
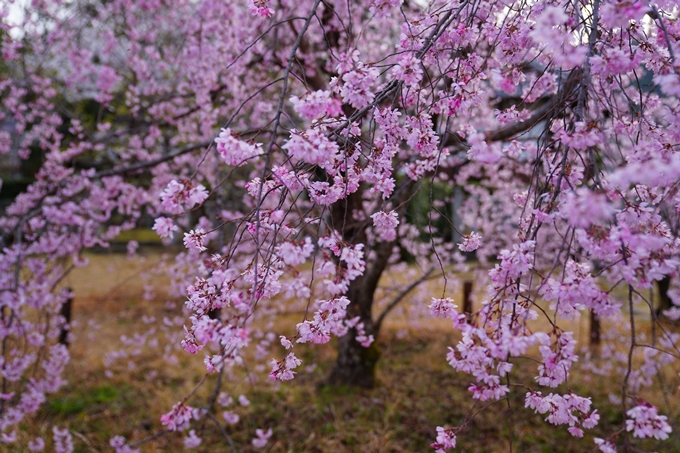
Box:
<box><xmin>59</xmin><ymin>290</ymin><xmax>73</xmax><ymax>348</ymax></box>
<box><xmin>208</xmin><ymin>308</ymin><xmax>221</xmax><ymax>320</ymax></box>
<box><xmin>326</xmin><ymin>181</ymin><xmax>415</xmax><ymax>388</ymax></box>
<box><xmin>327</xmin><ymin>277</ymin><xmax>381</xmax><ymax>387</ymax></box>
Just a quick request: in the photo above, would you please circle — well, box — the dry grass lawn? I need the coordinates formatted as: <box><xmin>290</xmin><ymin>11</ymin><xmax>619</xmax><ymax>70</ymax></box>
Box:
<box><xmin>3</xmin><ymin>248</ymin><xmax>679</xmax><ymax>452</ymax></box>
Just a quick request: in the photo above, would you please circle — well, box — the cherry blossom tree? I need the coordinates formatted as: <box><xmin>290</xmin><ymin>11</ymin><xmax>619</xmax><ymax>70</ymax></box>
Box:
<box><xmin>1</xmin><ymin>0</ymin><xmax>680</xmax><ymax>451</ymax></box>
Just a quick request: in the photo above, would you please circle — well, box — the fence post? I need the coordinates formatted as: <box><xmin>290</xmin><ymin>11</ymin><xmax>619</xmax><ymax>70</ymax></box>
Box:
<box><xmin>463</xmin><ymin>281</ymin><xmax>473</xmax><ymax>318</ymax></box>
<box><xmin>590</xmin><ymin>310</ymin><xmax>600</xmax><ymax>349</ymax></box>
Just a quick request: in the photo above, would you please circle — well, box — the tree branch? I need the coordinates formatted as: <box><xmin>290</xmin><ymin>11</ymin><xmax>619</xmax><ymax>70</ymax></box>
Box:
<box><xmin>94</xmin><ymin>140</ymin><xmax>212</xmax><ymax>178</ymax></box>
<box><xmin>443</xmin><ymin>69</ymin><xmax>583</xmax><ymax>148</ymax></box>
<box><xmin>374</xmin><ymin>266</ymin><xmax>435</xmax><ymax>332</ymax></box>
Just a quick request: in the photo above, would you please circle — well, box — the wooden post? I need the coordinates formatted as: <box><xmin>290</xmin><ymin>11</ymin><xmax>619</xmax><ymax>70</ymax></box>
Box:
<box><xmin>590</xmin><ymin>310</ymin><xmax>600</xmax><ymax>348</ymax></box>
<box><xmin>655</xmin><ymin>276</ymin><xmax>672</xmax><ymax>318</ymax></box>
<box><xmin>463</xmin><ymin>281</ymin><xmax>473</xmax><ymax>318</ymax></box>
<box><xmin>59</xmin><ymin>290</ymin><xmax>73</xmax><ymax>347</ymax></box>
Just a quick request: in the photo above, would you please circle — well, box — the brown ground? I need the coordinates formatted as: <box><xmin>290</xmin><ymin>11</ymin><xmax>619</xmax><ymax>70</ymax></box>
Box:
<box><xmin>3</xmin><ymin>248</ymin><xmax>679</xmax><ymax>452</ymax></box>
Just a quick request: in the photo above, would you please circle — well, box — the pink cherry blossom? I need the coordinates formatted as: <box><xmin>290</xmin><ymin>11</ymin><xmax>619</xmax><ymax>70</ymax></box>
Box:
<box><xmin>223</xmin><ymin>411</ymin><xmax>240</xmax><ymax>425</ymax></box>
<box><xmin>183</xmin><ymin>229</ymin><xmax>208</xmax><ymax>252</ymax></box>
<box><xmin>594</xmin><ymin>438</ymin><xmax>617</xmax><ymax>453</ymax></box>
<box><xmin>28</xmin><ymin>438</ymin><xmax>45</xmax><ymax>452</ymax></box>
<box><xmin>183</xmin><ymin>430</ymin><xmax>202</xmax><ymax>448</ymax></box>
<box><xmin>247</xmin><ymin>0</ymin><xmax>274</xmax><ymax>17</ymax></box>
<box><xmin>340</xmin><ymin>64</ymin><xmax>379</xmax><ymax>109</ymax></box>
<box><xmin>429</xmin><ymin>298</ymin><xmax>458</xmax><ymax>319</ymax></box>
<box><xmin>270</xmin><ymin>352</ymin><xmax>302</xmax><ymax>381</ymax></box>
<box><xmin>458</xmin><ymin>232</ymin><xmax>482</xmax><ymax>252</ymax></box>
<box><xmin>431</xmin><ymin>426</ymin><xmax>456</xmax><ymax>452</ymax></box>
<box><xmin>371</xmin><ymin>210</ymin><xmax>399</xmax><ymax>242</ymax></box>
<box><xmin>215</xmin><ymin>128</ymin><xmax>262</xmax><ymax>167</ymax></box>
<box><xmin>160</xmin><ymin>402</ymin><xmax>195</xmax><ymax>431</ymax></box>
<box><xmin>626</xmin><ymin>403</ymin><xmax>672</xmax><ymax>440</ymax></box>
<box><xmin>110</xmin><ymin>436</ymin><xmax>140</xmax><ymax>453</ymax></box>
<box><xmin>252</xmin><ymin>428</ymin><xmax>272</xmax><ymax>448</ymax></box>
<box><xmin>53</xmin><ymin>427</ymin><xmax>73</xmax><ymax>453</ymax></box>
<box><xmin>290</xmin><ymin>90</ymin><xmax>341</xmax><ymax>120</ymax></box>
<box><xmin>152</xmin><ymin>217</ymin><xmax>178</xmax><ymax>239</ymax></box>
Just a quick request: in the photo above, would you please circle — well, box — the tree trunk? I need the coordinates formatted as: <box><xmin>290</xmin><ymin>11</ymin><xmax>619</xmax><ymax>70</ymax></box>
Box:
<box><xmin>327</xmin><ymin>326</ymin><xmax>380</xmax><ymax>388</ymax></box>
<box><xmin>326</xmin><ymin>185</ymin><xmax>404</xmax><ymax>388</ymax></box>
<box><xmin>327</xmin><ymin>246</ymin><xmax>386</xmax><ymax>388</ymax></box>
<box><xmin>655</xmin><ymin>275</ymin><xmax>673</xmax><ymax>318</ymax></box>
